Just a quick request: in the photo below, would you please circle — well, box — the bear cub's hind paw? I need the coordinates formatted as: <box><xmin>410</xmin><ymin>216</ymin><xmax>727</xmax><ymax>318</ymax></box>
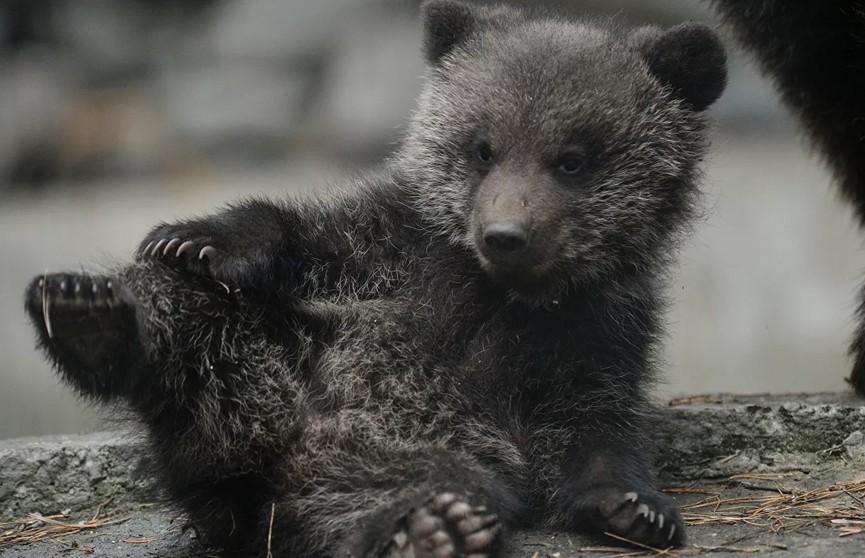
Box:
<box><xmin>386</xmin><ymin>492</ymin><xmax>502</xmax><ymax>558</ymax></box>
<box><xmin>25</xmin><ymin>273</ymin><xmax>140</xmax><ymax>397</ymax></box>
<box><xmin>26</xmin><ymin>273</ymin><xmax>131</xmax><ymax>336</ymax></box>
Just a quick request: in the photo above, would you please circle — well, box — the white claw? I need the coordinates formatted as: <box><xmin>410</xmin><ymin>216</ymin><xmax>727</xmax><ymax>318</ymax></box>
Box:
<box><xmin>151</xmin><ymin>238</ymin><xmax>168</xmax><ymax>257</ymax></box>
<box><xmin>668</xmin><ymin>524</ymin><xmax>676</xmax><ymax>541</ymax></box>
<box><xmin>624</xmin><ymin>492</ymin><xmax>638</xmax><ymax>503</ymax></box>
<box><xmin>176</xmin><ymin>240</ymin><xmax>195</xmax><ymax>257</ymax></box>
<box><xmin>163</xmin><ymin>238</ymin><xmax>181</xmax><ymax>255</ymax></box>
<box><xmin>657</xmin><ymin>514</ymin><xmax>664</xmax><ymax>529</ymax></box>
<box><xmin>59</xmin><ymin>280</ymin><xmax>67</xmax><ymax>292</ymax></box>
<box><xmin>198</xmin><ymin>246</ymin><xmax>216</xmax><ymax>260</ymax></box>
<box><xmin>649</xmin><ymin>510</ymin><xmax>656</xmax><ymax>523</ymax></box>
<box><xmin>74</xmin><ymin>282</ymin><xmax>81</xmax><ymax>294</ymax></box>
<box><xmin>143</xmin><ymin>241</ymin><xmax>154</xmax><ymax>255</ymax></box>
<box><xmin>92</xmin><ymin>284</ymin><xmax>98</xmax><ymax>295</ymax></box>
<box><xmin>41</xmin><ymin>273</ymin><xmax>53</xmax><ymax>339</ymax></box>
<box><xmin>636</xmin><ymin>504</ymin><xmax>650</xmax><ymax>519</ymax></box>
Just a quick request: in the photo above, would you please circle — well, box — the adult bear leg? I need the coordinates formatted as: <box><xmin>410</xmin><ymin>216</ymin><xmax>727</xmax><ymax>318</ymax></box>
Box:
<box><xmin>848</xmin><ymin>291</ymin><xmax>865</xmax><ymax>394</ymax></box>
<box><xmin>709</xmin><ymin>0</ymin><xmax>865</xmax><ymax>397</ymax></box>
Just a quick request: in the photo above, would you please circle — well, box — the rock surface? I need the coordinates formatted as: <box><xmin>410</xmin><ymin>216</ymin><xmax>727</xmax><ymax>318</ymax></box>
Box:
<box><xmin>1</xmin><ymin>393</ymin><xmax>863</xmax><ymax>557</ymax></box>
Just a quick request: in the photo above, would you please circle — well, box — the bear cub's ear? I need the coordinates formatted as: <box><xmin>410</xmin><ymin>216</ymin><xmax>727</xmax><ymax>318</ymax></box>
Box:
<box><xmin>635</xmin><ymin>23</ymin><xmax>728</xmax><ymax>111</ymax></box>
<box><xmin>421</xmin><ymin>0</ymin><xmax>478</xmax><ymax>65</ymax></box>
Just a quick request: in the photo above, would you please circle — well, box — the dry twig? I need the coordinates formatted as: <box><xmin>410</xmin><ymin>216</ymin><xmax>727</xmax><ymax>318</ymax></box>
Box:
<box><xmin>603</xmin><ymin>531</ymin><xmax>678</xmax><ymax>557</ymax></box>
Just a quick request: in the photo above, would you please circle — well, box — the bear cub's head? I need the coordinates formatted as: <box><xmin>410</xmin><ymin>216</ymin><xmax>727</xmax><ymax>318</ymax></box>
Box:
<box><xmin>403</xmin><ymin>0</ymin><xmax>727</xmax><ymax>302</ymax></box>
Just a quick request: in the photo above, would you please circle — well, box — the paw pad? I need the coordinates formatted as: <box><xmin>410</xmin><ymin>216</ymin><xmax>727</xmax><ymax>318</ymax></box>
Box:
<box><xmin>388</xmin><ymin>492</ymin><xmax>500</xmax><ymax>558</ymax></box>
<box><xmin>24</xmin><ymin>273</ymin><xmax>139</xmax><ymax>396</ymax></box>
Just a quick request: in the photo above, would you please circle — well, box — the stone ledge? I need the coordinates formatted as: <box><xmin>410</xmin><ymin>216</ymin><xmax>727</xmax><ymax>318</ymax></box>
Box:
<box><xmin>2</xmin><ymin>394</ymin><xmax>863</xmax><ymax>521</ymax></box>
<box><xmin>656</xmin><ymin>392</ymin><xmax>865</xmax><ymax>478</ymax></box>
<box><xmin>1</xmin><ymin>394</ymin><xmax>864</xmax><ymax>557</ymax></box>
<box><xmin>0</xmin><ymin>431</ymin><xmax>154</xmax><ymax>521</ymax></box>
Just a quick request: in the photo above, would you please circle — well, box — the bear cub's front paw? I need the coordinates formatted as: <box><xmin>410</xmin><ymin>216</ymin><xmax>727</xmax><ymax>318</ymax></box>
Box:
<box><xmin>592</xmin><ymin>489</ymin><xmax>685</xmax><ymax>548</ymax></box>
<box><xmin>138</xmin><ymin>223</ymin><xmax>259</xmax><ymax>287</ymax></box>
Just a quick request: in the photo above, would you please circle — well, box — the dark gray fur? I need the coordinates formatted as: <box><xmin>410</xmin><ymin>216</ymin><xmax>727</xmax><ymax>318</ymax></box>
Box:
<box><xmin>24</xmin><ymin>2</ymin><xmax>726</xmax><ymax>556</ymax></box>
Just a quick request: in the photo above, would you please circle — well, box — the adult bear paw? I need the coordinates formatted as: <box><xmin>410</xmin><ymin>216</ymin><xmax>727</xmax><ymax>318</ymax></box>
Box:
<box><xmin>386</xmin><ymin>492</ymin><xmax>502</xmax><ymax>558</ymax></box>
<box><xmin>590</xmin><ymin>489</ymin><xmax>685</xmax><ymax>548</ymax></box>
<box><xmin>137</xmin><ymin>223</ymin><xmax>260</xmax><ymax>287</ymax></box>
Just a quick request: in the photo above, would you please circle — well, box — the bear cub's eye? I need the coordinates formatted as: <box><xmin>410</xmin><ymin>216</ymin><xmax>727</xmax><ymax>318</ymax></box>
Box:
<box><xmin>557</xmin><ymin>154</ymin><xmax>585</xmax><ymax>175</ymax></box>
<box><xmin>475</xmin><ymin>141</ymin><xmax>495</xmax><ymax>165</ymax></box>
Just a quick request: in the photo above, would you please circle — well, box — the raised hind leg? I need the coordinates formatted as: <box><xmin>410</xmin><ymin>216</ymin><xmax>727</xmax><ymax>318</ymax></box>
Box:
<box><xmin>25</xmin><ymin>264</ymin><xmax>311</xmax><ymax>446</ymax></box>
<box><xmin>25</xmin><ymin>265</ymin><xmax>315</xmax><ymax>553</ymax></box>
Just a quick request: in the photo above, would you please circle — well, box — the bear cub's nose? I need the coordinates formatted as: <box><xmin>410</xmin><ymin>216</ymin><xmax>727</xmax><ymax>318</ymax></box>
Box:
<box><xmin>483</xmin><ymin>223</ymin><xmax>529</xmax><ymax>254</ymax></box>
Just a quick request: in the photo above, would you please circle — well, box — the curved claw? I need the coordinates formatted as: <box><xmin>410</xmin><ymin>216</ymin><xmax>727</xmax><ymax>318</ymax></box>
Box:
<box><xmin>176</xmin><ymin>240</ymin><xmax>196</xmax><ymax>257</ymax></box>
<box><xmin>151</xmin><ymin>239</ymin><xmax>168</xmax><ymax>257</ymax></box>
<box><xmin>163</xmin><ymin>238</ymin><xmax>182</xmax><ymax>256</ymax></box>
<box><xmin>198</xmin><ymin>246</ymin><xmax>217</xmax><ymax>260</ymax></box>
<box><xmin>142</xmin><ymin>241</ymin><xmax>154</xmax><ymax>256</ymax></box>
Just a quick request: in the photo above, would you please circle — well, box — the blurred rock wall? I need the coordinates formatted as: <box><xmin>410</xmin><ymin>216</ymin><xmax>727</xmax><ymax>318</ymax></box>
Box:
<box><xmin>0</xmin><ymin>0</ymin><xmax>414</xmax><ymax>185</ymax></box>
<box><xmin>0</xmin><ymin>0</ymin><xmax>778</xmax><ymax>188</ymax></box>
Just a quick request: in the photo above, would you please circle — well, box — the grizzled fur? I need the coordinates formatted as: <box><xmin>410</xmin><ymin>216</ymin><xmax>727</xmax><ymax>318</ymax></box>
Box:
<box><xmin>710</xmin><ymin>0</ymin><xmax>865</xmax><ymax>396</ymax></box>
<box><xmin>25</xmin><ymin>2</ymin><xmax>726</xmax><ymax>557</ymax></box>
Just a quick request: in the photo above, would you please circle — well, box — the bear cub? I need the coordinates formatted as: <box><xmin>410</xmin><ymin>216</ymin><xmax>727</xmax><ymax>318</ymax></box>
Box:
<box><xmin>25</xmin><ymin>1</ymin><xmax>726</xmax><ymax>557</ymax></box>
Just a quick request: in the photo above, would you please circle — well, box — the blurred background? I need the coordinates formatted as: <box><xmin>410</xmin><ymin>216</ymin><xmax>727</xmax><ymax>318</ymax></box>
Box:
<box><xmin>0</xmin><ymin>0</ymin><xmax>861</xmax><ymax>439</ymax></box>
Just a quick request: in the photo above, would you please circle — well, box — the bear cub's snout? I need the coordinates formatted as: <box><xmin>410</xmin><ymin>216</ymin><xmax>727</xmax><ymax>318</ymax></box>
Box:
<box><xmin>483</xmin><ymin>222</ymin><xmax>529</xmax><ymax>257</ymax></box>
